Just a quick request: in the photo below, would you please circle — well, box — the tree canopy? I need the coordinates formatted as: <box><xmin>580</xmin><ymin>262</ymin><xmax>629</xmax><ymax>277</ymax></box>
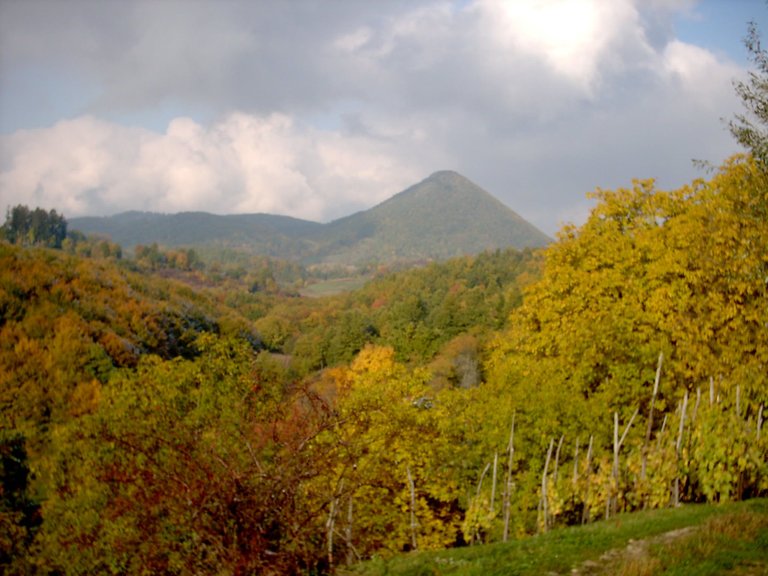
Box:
<box><xmin>1</xmin><ymin>206</ymin><xmax>67</xmax><ymax>248</ymax></box>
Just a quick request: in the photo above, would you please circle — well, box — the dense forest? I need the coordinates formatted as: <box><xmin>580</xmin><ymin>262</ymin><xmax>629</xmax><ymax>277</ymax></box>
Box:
<box><xmin>2</xmin><ymin>27</ymin><xmax>768</xmax><ymax>576</ymax></box>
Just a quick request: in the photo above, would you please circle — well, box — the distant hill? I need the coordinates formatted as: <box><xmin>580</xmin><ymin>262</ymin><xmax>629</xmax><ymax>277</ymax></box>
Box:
<box><xmin>70</xmin><ymin>211</ymin><xmax>322</xmax><ymax>260</ymax></box>
<box><xmin>70</xmin><ymin>171</ymin><xmax>551</xmax><ymax>266</ymax></box>
<box><xmin>313</xmin><ymin>171</ymin><xmax>550</xmax><ymax>265</ymax></box>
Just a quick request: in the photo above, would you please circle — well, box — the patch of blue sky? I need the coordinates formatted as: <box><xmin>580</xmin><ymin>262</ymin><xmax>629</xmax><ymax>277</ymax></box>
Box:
<box><xmin>0</xmin><ymin>64</ymin><xmax>214</xmax><ymax>135</ymax></box>
<box><xmin>104</xmin><ymin>102</ymin><xmax>215</xmax><ymax>134</ymax></box>
<box><xmin>675</xmin><ymin>0</ymin><xmax>768</xmax><ymax>65</ymax></box>
<box><xmin>0</xmin><ymin>63</ymin><xmax>97</xmax><ymax>134</ymax></box>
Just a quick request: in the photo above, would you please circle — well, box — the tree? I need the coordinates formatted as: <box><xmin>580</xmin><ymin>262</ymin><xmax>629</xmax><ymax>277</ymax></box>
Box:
<box><xmin>731</xmin><ymin>18</ymin><xmax>768</xmax><ymax>166</ymax></box>
<box><xmin>1</xmin><ymin>206</ymin><xmax>67</xmax><ymax>248</ymax></box>
<box><xmin>0</xmin><ymin>434</ymin><xmax>40</xmax><ymax>574</ymax></box>
<box><xmin>36</xmin><ymin>335</ymin><xmax>336</xmax><ymax>574</ymax></box>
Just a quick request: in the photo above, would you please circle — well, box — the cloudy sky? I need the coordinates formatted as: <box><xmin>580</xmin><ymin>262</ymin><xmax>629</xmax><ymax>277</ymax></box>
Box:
<box><xmin>0</xmin><ymin>0</ymin><xmax>766</xmax><ymax>235</ymax></box>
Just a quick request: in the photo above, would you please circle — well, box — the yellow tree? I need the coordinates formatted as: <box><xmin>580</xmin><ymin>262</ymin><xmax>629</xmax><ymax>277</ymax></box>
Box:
<box><xmin>313</xmin><ymin>345</ymin><xmax>461</xmax><ymax>564</ymax></box>
<box><xmin>486</xmin><ymin>155</ymin><xmax>767</xmax><ymax>516</ymax></box>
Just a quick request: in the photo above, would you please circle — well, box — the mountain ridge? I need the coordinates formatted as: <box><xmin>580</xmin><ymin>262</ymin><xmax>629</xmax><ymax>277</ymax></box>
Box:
<box><xmin>70</xmin><ymin>171</ymin><xmax>551</xmax><ymax>266</ymax></box>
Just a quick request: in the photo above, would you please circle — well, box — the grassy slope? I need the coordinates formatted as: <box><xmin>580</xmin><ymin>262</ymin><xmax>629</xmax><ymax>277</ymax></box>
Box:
<box><xmin>341</xmin><ymin>499</ymin><xmax>768</xmax><ymax>576</ymax></box>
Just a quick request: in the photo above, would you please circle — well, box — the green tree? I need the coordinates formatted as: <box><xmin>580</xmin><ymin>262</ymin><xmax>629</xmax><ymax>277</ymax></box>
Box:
<box><xmin>731</xmin><ymin>19</ymin><xmax>768</xmax><ymax>166</ymax></box>
<box><xmin>1</xmin><ymin>206</ymin><xmax>67</xmax><ymax>248</ymax></box>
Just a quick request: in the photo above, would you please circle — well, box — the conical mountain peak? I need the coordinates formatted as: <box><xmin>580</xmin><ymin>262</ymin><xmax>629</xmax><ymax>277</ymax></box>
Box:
<box><xmin>320</xmin><ymin>171</ymin><xmax>550</xmax><ymax>265</ymax></box>
<box><xmin>70</xmin><ymin>171</ymin><xmax>550</xmax><ymax>267</ymax></box>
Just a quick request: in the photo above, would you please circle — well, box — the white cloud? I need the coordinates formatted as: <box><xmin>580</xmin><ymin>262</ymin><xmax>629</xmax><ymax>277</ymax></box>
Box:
<box><xmin>0</xmin><ymin>0</ymin><xmax>750</xmax><ymax>235</ymax></box>
<box><xmin>475</xmin><ymin>0</ymin><xmax>643</xmax><ymax>94</ymax></box>
<box><xmin>0</xmin><ymin>113</ymin><xmax>430</xmax><ymax>222</ymax></box>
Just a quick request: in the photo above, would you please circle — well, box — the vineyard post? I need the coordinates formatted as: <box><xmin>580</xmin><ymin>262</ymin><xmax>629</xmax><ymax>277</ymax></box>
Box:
<box><xmin>641</xmin><ymin>353</ymin><xmax>663</xmax><ymax>484</ymax></box>
<box><xmin>406</xmin><ymin>466</ymin><xmax>417</xmax><ymax>550</ymax></box>
<box><xmin>502</xmin><ymin>413</ymin><xmax>516</xmax><ymax>542</ymax></box>
<box><xmin>581</xmin><ymin>435</ymin><xmax>593</xmax><ymax>525</ymax></box>
<box><xmin>673</xmin><ymin>391</ymin><xmax>688</xmax><ymax>507</ymax></box>
<box><xmin>611</xmin><ymin>408</ymin><xmax>638</xmax><ymax>517</ymax></box>
<box><xmin>490</xmin><ymin>452</ymin><xmax>498</xmax><ymax>514</ymax></box>
<box><xmin>540</xmin><ymin>438</ymin><xmax>555</xmax><ymax>533</ymax></box>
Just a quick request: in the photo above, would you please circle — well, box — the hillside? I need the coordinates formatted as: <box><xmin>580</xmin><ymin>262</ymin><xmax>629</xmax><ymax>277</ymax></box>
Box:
<box><xmin>70</xmin><ymin>211</ymin><xmax>322</xmax><ymax>259</ymax></box>
<box><xmin>342</xmin><ymin>500</ymin><xmax>768</xmax><ymax>576</ymax></box>
<box><xmin>69</xmin><ymin>171</ymin><xmax>550</xmax><ymax>266</ymax></box>
<box><xmin>2</xmin><ymin>156</ymin><xmax>767</xmax><ymax>575</ymax></box>
<box><xmin>313</xmin><ymin>171</ymin><xmax>551</xmax><ymax>265</ymax></box>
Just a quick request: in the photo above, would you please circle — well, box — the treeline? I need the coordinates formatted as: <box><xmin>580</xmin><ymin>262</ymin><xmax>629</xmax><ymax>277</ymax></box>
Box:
<box><xmin>248</xmin><ymin>248</ymin><xmax>540</xmax><ymax>372</ymax></box>
<box><xmin>3</xmin><ymin>41</ymin><xmax>768</xmax><ymax>570</ymax></box>
<box><xmin>0</xmin><ymin>206</ymin><xmax>67</xmax><ymax>248</ymax></box>
<box><xmin>0</xmin><ymin>232</ymin><xmax>540</xmax><ymax>573</ymax></box>
<box><xmin>1</xmin><ymin>155</ymin><xmax>766</xmax><ymax>574</ymax></box>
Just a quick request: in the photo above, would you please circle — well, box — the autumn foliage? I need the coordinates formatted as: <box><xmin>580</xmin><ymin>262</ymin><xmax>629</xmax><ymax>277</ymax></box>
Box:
<box><xmin>1</xmin><ymin>154</ymin><xmax>767</xmax><ymax>573</ymax></box>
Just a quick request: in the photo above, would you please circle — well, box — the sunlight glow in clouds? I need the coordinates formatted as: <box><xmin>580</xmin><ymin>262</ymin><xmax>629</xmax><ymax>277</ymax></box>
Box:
<box><xmin>0</xmin><ymin>0</ymin><xmax>752</xmax><ymax>233</ymax></box>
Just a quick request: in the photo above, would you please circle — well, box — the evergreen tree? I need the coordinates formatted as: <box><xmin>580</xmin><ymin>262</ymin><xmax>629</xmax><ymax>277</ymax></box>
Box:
<box><xmin>1</xmin><ymin>205</ymin><xmax>67</xmax><ymax>248</ymax></box>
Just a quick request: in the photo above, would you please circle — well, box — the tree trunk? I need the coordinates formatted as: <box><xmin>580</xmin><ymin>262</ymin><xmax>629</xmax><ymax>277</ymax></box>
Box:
<box><xmin>345</xmin><ymin>496</ymin><xmax>354</xmax><ymax>566</ymax></box>
<box><xmin>327</xmin><ymin>492</ymin><xmax>339</xmax><ymax>570</ymax></box>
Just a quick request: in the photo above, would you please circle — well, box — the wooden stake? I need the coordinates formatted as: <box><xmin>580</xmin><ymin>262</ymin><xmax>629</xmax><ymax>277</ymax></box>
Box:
<box><xmin>541</xmin><ymin>438</ymin><xmax>555</xmax><ymax>533</ymax></box>
<box><xmin>674</xmin><ymin>392</ymin><xmax>688</xmax><ymax>507</ymax></box>
<box><xmin>502</xmin><ymin>413</ymin><xmax>516</xmax><ymax>542</ymax></box>
<box><xmin>553</xmin><ymin>434</ymin><xmax>565</xmax><ymax>484</ymax></box>
<box><xmin>611</xmin><ymin>408</ymin><xmax>638</xmax><ymax>517</ymax></box>
<box><xmin>572</xmin><ymin>437</ymin><xmax>580</xmax><ymax>486</ymax></box>
<box><xmin>406</xmin><ymin>466</ymin><xmax>417</xmax><ymax>550</ymax></box>
<box><xmin>345</xmin><ymin>496</ymin><xmax>354</xmax><ymax>566</ymax></box>
<box><xmin>490</xmin><ymin>452</ymin><xmax>498</xmax><ymax>513</ymax></box>
<box><xmin>582</xmin><ymin>434</ymin><xmax>593</xmax><ymax>525</ymax></box>
<box><xmin>476</xmin><ymin>462</ymin><xmax>491</xmax><ymax>499</ymax></box>
<box><xmin>656</xmin><ymin>414</ymin><xmax>668</xmax><ymax>451</ymax></box>
<box><xmin>642</xmin><ymin>353</ymin><xmax>663</xmax><ymax>481</ymax></box>
<box><xmin>676</xmin><ymin>392</ymin><xmax>688</xmax><ymax>455</ymax></box>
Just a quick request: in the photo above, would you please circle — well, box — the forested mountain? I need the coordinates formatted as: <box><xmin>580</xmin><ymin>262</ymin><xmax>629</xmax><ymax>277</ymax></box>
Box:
<box><xmin>314</xmin><ymin>171</ymin><xmax>551</xmax><ymax>265</ymax></box>
<box><xmin>69</xmin><ymin>171</ymin><xmax>550</xmax><ymax>267</ymax></box>
<box><xmin>70</xmin><ymin>211</ymin><xmax>322</xmax><ymax>260</ymax></box>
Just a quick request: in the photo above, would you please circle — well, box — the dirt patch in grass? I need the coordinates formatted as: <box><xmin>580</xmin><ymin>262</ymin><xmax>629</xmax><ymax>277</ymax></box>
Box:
<box><xmin>570</xmin><ymin>526</ymin><xmax>697</xmax><ymax>576</ymax></box>
<box><xmin>570</xmin><ymin>507</ymin><xmax>768</xmax><ymax>576</ymax></box>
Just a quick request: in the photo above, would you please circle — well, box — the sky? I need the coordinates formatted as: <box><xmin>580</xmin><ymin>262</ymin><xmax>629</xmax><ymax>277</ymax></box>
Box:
<box><xmin>0</xmin><ymin>0</ymin><xmax>766</xmax><ymax>236</ymax></box>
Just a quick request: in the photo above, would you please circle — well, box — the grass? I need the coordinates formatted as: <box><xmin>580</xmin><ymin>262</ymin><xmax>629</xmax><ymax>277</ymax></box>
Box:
<box><xmin>615</xmin><ymin>503</ymin><xmax>768</xmax><ymax>576</ymax></box>
<box><xmin>339</xmin><ymin>499</ymin><xmax>768</xmax><ymax>576</ymax></box>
